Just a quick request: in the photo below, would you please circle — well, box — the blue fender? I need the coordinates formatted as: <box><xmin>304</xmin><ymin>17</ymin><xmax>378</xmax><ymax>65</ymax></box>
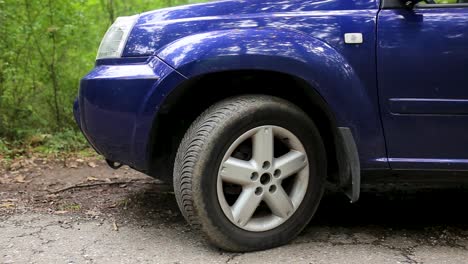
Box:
<box><xmin>135</xmin><ymin>28</ymin><xmax>387</xmax><ymax>169</ymax></box>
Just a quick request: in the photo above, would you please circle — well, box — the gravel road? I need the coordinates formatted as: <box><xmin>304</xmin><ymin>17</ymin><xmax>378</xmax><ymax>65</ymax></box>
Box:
<box><xmin>1</xmin><ymin>159</ymin><xmax>467</xmax><ymax>263</ymax></box>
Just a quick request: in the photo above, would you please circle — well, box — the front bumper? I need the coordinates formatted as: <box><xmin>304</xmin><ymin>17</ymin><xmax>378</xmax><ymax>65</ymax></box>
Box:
<box><xmin>73</xmin><ymin>57</ymin><xmax>183</xmax><ymax>171</ymax></box>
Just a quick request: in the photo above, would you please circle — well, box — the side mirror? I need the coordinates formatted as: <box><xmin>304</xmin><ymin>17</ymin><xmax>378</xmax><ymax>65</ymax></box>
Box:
<box><xmin>401</xmin><ymin>0</ymin><xmax>426</xmax><ymax>8</ymax></box>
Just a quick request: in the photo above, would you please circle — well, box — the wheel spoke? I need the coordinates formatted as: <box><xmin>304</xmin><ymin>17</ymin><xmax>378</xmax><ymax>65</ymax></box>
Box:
<box><xmin>220</xmin><ymin>158</ymin><xmax>256</xmax><ymax>186</ymax></box>
<box><xmin>264</xmin><ymin>186</ymin><xmax>294</xmax><ymax>218</ymax></box>
<box><xmin>274</xmin><ymin>150</ymin><xmax>307</xmax><ymax>179</ymax></box>
<box><xmin>252</xmin><ymin>126</ymin><xmax>274</xmax><ymax>167</ymax></box>
<box><xmin>231</xmin><ymin>187</ymin><xmax>263</xmax><ymax>227</ymax></box>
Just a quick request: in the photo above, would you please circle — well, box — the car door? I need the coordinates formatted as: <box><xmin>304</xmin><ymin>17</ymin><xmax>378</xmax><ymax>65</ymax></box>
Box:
<box><xmin>378</xmin><ymin>0</ymin><xmax>468</xmax><ymax>170</ymax></box>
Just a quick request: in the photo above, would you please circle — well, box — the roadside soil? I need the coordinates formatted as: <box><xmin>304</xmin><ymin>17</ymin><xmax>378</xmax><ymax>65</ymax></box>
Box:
<box><xmin>1</xmin><ymin>157</ymin><xmax>467</xmax><ymax>263</ymax></box>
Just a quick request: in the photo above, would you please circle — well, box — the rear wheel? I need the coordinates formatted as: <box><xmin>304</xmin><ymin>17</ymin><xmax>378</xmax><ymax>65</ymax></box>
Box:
<box><xmin>173</xmin><ymin>95</ymin><xmax>326</xmax><ymax>251</ymax></box>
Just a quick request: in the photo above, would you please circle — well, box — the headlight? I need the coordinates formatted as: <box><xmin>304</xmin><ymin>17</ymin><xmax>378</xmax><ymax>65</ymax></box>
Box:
<box><xmin>96</xmin><ymin>15</ymin><xmax>139</xmax><ymax>60</ymax></box>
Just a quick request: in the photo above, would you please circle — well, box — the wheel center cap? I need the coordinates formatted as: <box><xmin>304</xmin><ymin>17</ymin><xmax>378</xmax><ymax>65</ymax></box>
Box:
<box><xmin>260</xmin><ymin>173</ymin><xmax>272</xmax><ymax>185</ymax></box>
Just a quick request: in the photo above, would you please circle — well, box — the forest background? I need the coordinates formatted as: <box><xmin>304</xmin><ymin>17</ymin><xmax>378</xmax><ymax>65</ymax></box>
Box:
<box><xmin>0</xmin><ymin>0</ymin><xmax>205</xmax><ymax>158</ymax></box>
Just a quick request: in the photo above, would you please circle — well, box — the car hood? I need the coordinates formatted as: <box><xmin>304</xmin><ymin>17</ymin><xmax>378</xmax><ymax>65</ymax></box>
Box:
<box><xmin>123</xmin><ymin>0</ymin><xmax>378</xmax><ymax>57</ymax></box>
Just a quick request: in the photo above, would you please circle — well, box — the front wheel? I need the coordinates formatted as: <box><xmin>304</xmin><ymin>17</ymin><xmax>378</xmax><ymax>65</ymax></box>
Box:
<box><xmin>173</xmin><ymin>95</ymin><xmax>326</xmax><ymax>251</ymax></box>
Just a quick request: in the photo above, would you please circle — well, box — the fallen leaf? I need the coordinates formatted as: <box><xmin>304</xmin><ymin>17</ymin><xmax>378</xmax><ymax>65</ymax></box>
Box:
<box><xmin>88</xmin><ymin>162</ymin><xmax>97</xmax><ymax>168</ymax></box>
<box><xmin>113</xmin><ymin>221</ymin><xmax>119</xmax><ymax>231</ymax></box>
<box><xmin>0</xmin><ymin>203</ymin><xmax>15</xmax><ymax>208</ymax></box>
<box><xmin>67</xmin><ymin>162</ymin><xmax>78</xmax><ymax>169</ymax></box>
<box><xmin>86</xmin><ymin>176</ymin><xmax>99</xmax><ymax>182</ymax></box>
<box><xmin>54</xmin><ymin>210</ymin><xmax>68</xmax><ymax>215</ymax></box>
<box><xmin>14</xmin><ymin>175</ymin><xmax>30</xmax><ymax>183</ymax></box>
<box><xmin>1</xmin><ymin>198</ymin><xmax>18</xmax><ymax>202</ymax></box>
<box><xmin>76</xmin><ymin>159</ymin><xmax>84</xmax><ymax>163</ymax></box>
<box><xmin>10</xmin><ymin>161</ymin><xmax>23</xmax><ymax>171</ymax></box>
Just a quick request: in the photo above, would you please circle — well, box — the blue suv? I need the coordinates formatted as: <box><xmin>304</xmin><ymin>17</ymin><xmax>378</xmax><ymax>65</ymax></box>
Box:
<box><xmin>74</xmin><ymin>0</ymin><xmax>468</xmax><ymax>251</ymax></box>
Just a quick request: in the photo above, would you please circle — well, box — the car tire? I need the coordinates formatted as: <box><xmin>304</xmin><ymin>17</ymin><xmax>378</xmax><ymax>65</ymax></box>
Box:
<box><xmin>173</xmin><ymin>95</ymin><xmax>327</xmax><ymax>252</ymax></box>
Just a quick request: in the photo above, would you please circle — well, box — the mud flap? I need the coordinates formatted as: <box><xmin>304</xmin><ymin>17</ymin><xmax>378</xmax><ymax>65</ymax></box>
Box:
<box><xmin>338</xmin><ymin>127</ymin><xmax>361</xmax><ymax>203</ymax></box>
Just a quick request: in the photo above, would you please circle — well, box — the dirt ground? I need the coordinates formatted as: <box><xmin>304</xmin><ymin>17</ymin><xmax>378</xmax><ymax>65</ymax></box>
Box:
<box><xmin>1</xmin><ymin>157</ymin><xmax>468</xmax><ymax>263</ymax></box>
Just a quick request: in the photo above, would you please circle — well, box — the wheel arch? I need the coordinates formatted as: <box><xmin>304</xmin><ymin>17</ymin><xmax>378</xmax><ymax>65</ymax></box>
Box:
<box><xmin>146</xmin><ymin>70</ymin><xmax>347</xmax><ymax>186</ymax></box>
<box><xmin>140</xmin><ymin>28</ymin><xmax>381</xmax><ymax>186</ymax></box>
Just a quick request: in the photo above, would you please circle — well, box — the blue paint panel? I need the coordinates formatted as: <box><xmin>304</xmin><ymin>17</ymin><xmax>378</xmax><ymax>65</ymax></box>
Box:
<box><xmin>128</xmin><ymin>0</ymin><xmax>386</xmax><ymax>169</ymax></box>
<box><xmin>152</xmin><ymin>26</ymin><xmax>387</xmax><ymax>169</ymax></box>
<box><xmin>124</xmin><ymin>0</ymin><xmax>378</xmax><ymax>57</ymax></box>
<box><xmin>378</xmin><ymin>7</ymin><xmax>468</xmax><ymax>170</ymax></box>
<box><xmin>76</xmin><ymin>58</ymin><xmax>181</xmax><ymax>169</ymax></box>
<box><xmin>75</xmin><ymin>0</ymin><xmax>389</xmax><ymax>173</ymax></box>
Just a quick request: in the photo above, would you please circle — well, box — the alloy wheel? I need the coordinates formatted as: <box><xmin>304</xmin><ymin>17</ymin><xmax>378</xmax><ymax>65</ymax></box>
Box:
<box><xmin>217</xmin><ymin>125</ymin><xmax>309</xmax><ymax>232</ymax></box>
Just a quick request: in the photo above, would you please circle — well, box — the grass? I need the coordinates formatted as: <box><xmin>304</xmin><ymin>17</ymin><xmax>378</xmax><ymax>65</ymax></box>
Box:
<box><xmin>0</xmin><ymin>129</ymin><xmax>96</xmax><ymax>161</ymax></box>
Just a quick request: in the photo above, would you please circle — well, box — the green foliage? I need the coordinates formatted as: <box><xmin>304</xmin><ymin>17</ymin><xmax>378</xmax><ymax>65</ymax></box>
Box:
<box><xmin>0</xmin><ymin>129</ymin><xmax>92</xmax><ymax>158</ymax></box>
<box><xmin>0</xmin><ymin>138</ymin><xmax>10</xmax><ymax>154</ymax></box>
<box><xmin>34</xmin><ymin>130</ymin><xmax>90</xmax><ymax>154</ymax></box>
<box><xmin>0</xmin><ymin>0</ymin><xmax>208</xmax><ymax>152</ymax></box>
